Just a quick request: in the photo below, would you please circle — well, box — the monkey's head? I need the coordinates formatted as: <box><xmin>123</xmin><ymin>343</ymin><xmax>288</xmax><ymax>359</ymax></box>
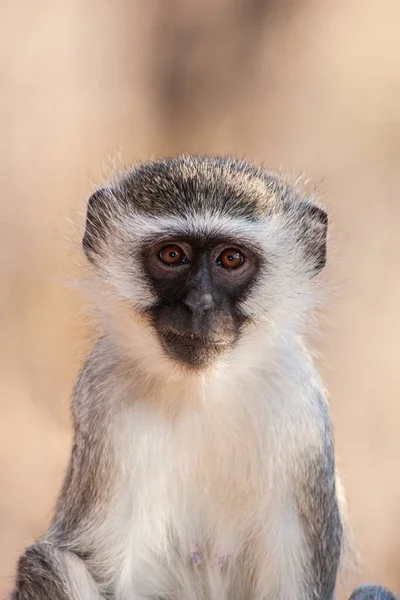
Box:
<box><xmin>83</xmin><ymin>156</ymin><xmax>327</xmax><ymax>376</ymax></box>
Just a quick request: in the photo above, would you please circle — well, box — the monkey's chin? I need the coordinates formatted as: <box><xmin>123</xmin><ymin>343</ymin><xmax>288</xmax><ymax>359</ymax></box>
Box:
<box><xmin>158</xmin><ymin>330</ymin><xmax>232</xmax><ymax>370</ymax></box>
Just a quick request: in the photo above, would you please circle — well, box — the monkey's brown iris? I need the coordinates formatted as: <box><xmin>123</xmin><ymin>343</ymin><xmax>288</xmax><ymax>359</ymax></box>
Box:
<box><xmin>218</xmin><ymin>248</ymin><xmax>244</xmax><ymax>269</ymax></box>
<box><xmin>159</xmin><ymin>245</ymin><xmax>187</xmax><ymax>266</ymax></box>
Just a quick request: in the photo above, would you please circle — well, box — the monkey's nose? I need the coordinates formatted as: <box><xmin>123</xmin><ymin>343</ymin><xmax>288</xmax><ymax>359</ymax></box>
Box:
<box><xmin>183</xmin><ymin>289</ymin><xmax>214</xmax><ymax>314</ymax></box>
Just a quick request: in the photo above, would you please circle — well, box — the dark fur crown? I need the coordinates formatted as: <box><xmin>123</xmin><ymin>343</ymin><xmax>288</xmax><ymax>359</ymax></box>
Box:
<box><xmin>83</xmin><ymin>154</ymin><xmax>328</xmax><ymax>275</ymax></box>
<box><xmin>117</xmin><ymin>155</ymin><xmax>297</xmax><ymax>218</ymax></box>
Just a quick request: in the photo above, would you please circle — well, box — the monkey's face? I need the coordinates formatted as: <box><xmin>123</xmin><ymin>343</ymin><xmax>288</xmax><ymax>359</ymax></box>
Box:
<box><xmin>82</xmin><ymin>156</ymin><xmax>327</xmax><ymax>375</ymax></box>
<box><xmin>140</xmin><ymin>235</ymin><xmax>260</xmax><ymax>367</ymax></box>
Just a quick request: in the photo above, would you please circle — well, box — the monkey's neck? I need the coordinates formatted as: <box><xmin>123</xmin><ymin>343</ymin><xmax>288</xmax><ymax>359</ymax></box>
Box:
<box><xmin>103</xmin><ymin>330</ymin><xmax>312</xmax><ymax>419</ymax></box>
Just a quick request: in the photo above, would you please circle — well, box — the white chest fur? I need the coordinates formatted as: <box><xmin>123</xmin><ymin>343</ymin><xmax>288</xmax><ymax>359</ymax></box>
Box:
<box><xmin>102</xmin><ymin>355</ymin><xmax>317</xmax><ymax>600</ymax></box>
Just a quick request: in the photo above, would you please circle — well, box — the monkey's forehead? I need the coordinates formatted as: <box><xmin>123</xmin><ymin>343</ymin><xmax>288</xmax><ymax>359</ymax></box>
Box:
<box><xmin>115</xmin><ymin>155</ymin><xmax>301</xmax><ymax>219</ymax></box>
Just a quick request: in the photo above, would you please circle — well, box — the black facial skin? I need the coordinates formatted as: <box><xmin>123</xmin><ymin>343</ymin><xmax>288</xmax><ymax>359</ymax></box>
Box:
<box><xmin>141</xmin><ymin>235</ymin><xmax>261</xmax><ymax>369</ymax></box>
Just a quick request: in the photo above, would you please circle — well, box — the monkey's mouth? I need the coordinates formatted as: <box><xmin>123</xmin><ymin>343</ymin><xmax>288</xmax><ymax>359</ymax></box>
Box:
<box><xmin>158</xmin><ymin>329</ymin><xmax>231</xmax><ymax>368</ymax></box>
<box><xmin>163</xmin><ymin>329</ymin><xmax>228</xmax><ymax>344</ymax></box>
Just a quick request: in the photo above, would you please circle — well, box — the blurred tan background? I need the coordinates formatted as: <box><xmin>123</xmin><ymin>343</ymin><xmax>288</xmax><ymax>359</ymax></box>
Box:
<box><xmin>1</xmin><ymin>0</ymin><xmax>399</xmax><ymax>597</ymax></box>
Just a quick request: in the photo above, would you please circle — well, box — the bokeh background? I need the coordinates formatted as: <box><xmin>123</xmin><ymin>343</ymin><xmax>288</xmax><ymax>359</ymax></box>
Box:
<box><xmin>1</xmin><ymin>1</ymin><xmax>399</xmax><ymax>597</ymax></box>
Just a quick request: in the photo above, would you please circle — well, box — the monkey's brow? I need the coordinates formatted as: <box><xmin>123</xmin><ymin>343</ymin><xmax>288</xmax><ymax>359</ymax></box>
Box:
<box><xmin>128</xmin><ymin>211</ymin><xmax>267</xmax><ymax>240</ymax></box>
<box><xmin>138</xmin><ymin>232</ymin><xmax>266</xmax><ymax>256</ymax></box>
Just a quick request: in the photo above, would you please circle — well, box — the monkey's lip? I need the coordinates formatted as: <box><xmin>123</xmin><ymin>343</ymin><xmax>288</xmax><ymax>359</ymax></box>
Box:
<box><xmin>158</xmin><ymin>329</ymin><xmax>233</xmax><ymax>368</ymax></box>
<box><xmin>160</xmin><ymin>329</ymin><xmax>229</xmax><ymax>346</ymax></box>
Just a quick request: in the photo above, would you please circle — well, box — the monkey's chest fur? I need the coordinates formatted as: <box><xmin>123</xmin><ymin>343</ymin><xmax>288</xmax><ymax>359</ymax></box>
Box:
<box><xmin>108</xmin><ymin>401</ymin><xmax>280</xmax><ymax>600</ymax></box>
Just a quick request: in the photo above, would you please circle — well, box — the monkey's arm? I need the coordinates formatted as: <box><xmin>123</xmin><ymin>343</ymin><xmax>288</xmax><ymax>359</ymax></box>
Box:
<box><xmin>10</xmin><ymin>441</ymin><xmax>108</xmax><ymax>600</ymax></box>
<box><xmin>10</xmin><ymin>448</ymin><xmax>109</xmax><ymax>600</ymax></box>
<box><xmin>10</xmin><ymin>542</ymin><xmax>102</xmax><ymax>600</ymax></box>
<box><xmin>10</xmin><ymin>354</ymin><xmax>113</xmax><ymax>600</ymax></box>
<box><xmin>295</xmin><ymin>441</ymin><xmax>342</xmax><ymax>600</ymax></box>
<box><xmin>296</xmin><ymin>430</ymin><xmax>398</xmax><ymax>600</ymax></box>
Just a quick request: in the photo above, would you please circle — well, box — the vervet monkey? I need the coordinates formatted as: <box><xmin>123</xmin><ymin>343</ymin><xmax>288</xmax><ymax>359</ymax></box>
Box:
<box><xmin>10</xmin><ymin>156</ymin><xmax>398</xmax><ymax>600</ymax></box>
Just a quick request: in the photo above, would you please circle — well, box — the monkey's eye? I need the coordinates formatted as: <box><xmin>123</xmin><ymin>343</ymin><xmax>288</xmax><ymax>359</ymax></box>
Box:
<box><xmin>217</xmin><ymin>248</ymin><xmax>245</xmax><ymax>269</ymax></box>
<box><xmin>159</xmin><ymin>245</ymin><xmax>188</xmax><ymax>266</ymax></box>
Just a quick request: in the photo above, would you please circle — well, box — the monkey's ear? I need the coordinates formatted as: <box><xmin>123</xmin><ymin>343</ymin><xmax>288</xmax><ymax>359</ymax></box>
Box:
<box><xmin>82</xmin><ymin>188</ymin><xmax>115</xmax><ymax>263</ymax></box>
<box><xmin>294</xmin><ymin>201</ymin><xmax>328</xmax><ymax>276</ymax></box>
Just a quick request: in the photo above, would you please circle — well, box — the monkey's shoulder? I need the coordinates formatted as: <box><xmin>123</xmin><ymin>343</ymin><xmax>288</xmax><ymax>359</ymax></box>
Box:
<box><xmin>71</xmin><ymin>337</ymin><xmax>131</xmax><ymax>426</ymax></box>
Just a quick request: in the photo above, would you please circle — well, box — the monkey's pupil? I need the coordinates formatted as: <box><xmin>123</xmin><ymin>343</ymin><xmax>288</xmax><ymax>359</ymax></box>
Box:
<box><xmin>219</xmin><ymin>249</ymin><xmax>244</xmax><ymax>269</ymax></box>
<box><xmin>160</xmin><ymin>245</ymin><xmax>185</xmax><ymax>265</ymax></box>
